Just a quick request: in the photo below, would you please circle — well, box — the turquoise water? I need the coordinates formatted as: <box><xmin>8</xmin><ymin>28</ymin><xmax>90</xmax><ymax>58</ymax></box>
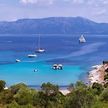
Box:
<box><xmin>0</xmin><ymin>62</ymin><xmax>82</xmax><ymax>85</ymax></box>
<box><xmin>0</xmin><ymin>35</ymin><xmax>108</xmax><ymax>86</ymax></box>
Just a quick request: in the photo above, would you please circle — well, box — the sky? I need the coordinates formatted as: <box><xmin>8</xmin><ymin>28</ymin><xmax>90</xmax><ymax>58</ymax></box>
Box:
<box><xmin>0</xmin><ymin>0</ymin><xmax>108</xmax><ymax>22</ymax></box>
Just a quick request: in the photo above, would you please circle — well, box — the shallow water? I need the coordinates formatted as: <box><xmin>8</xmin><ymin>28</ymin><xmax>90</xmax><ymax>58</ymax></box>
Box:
<box><xmin>0</xmin><ymin>34</ymin><xmax>108</xmax><ymax>86</ymax></box>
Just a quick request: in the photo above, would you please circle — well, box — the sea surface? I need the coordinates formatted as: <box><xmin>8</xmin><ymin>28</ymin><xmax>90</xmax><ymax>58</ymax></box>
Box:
<box><xmin>0</xmin><ymin>34</ymin><xmax>108</xmax><ymax>87</ymax></box>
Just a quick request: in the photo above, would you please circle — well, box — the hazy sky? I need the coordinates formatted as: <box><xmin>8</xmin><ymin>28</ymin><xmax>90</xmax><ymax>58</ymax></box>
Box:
<box><xmin>0</xmin><ymin>0</ymin><xmax>108</xmax><ymax>22</ymax></box>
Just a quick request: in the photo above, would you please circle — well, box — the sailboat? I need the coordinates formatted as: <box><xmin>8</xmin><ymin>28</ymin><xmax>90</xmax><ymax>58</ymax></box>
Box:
<box><xmin>36</xmin><ymin>34</ymin><xmax>45</xmax><ymax>53</ymax></box>
<box><xmin>79</xmin><ymin>35</ymin><xmax>86</xmax><ymax>43</ymax></box>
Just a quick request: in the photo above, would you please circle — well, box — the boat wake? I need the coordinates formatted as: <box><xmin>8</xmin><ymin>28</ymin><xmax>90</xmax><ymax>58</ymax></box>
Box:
<box><xmin>44</xmin><ymin>42</ymin><xmax>106</xmax><ymax>62</ymax></box>
<box><xmin>22</xmin><ymin>61</ymin><xmax>36</xmax><ymax>63</ymax></box>
<box><xmin>67</xmin><ymin>42</ymin><xmax>105</xmax><ymax>57</ymax></box>
<box><xmin>0</xmin><ymin>41</ymin><xmax>13</xmax><ymax>43</ymax></box>
<box><xmin>17</xmin><ymin>42</ymin><xmax>106</xmax><ymax>64</ymax></box>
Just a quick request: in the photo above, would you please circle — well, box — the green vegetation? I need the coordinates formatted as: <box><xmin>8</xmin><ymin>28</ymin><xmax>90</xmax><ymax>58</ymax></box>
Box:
<box><xmin>104</xmin><ymin>74</ymin><xmax>108</xmax><ymax>80</ymax></box>
<box><xmin>104</xmin><ymin>71</ymin><xmax>108</xmax><ymax>88</ymax></box>
<box><xmin>92</xmin><ymin>82</ymin><xmax>104</xmax><ymax>95</ymax></box>
<box><xmin>0</xmin><ymin>80</ymin><xmax>108</xmax><ymax>108</ymax></box>
<box><xmin>0</xmin><ymin>80</ymin><xmax>6</xmax><ymax>92</ymax></box>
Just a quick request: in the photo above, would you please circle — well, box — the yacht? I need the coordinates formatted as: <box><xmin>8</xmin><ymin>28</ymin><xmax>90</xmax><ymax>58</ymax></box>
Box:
<box><xmin>36</xmin><ymin>34</ymin><xmax>45</xmax><ymax>53</ymax></box>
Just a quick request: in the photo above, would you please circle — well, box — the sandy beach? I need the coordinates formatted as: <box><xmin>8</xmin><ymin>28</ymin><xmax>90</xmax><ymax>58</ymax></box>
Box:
<box><xmin>59</xmin><ymin>89</ymin><xmax>70</xmax><ymax>95</ymax></box>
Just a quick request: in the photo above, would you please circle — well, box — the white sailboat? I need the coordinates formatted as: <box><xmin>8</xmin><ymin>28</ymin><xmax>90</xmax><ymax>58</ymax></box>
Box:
<box><xmin>36</xmin><ymin>34</ymin><xmax>45</xmax><ymax>53</ymax></box>
<box><xmin>79</xmin><ymin>35</ymin><xmax>86</xmax><ymax>43</ymax></box>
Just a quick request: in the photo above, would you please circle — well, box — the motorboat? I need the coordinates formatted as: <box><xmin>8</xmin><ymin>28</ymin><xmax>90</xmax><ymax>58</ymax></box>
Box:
<box><xmin>52</xmin><ymin>64</ymin><xmax>63</xmax><ymax>70</ymax></box>
<box><xmin>28</xmin><ymin>54</ymin><xmax>37</xmax><ymax>58</ymax></box>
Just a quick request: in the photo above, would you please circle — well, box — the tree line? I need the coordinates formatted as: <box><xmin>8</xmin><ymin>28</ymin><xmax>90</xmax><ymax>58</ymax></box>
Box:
<box><xmin>0</xmin><ymin>80</ymin><xmax>108</xmax><ymax>108</ymax></box>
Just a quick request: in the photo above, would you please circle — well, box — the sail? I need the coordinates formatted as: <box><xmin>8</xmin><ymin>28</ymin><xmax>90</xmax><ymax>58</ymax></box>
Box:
<box><xmin>79</xmin><ymin>35</ymin><xmax>86</xmax><ymax>43</ymax></box>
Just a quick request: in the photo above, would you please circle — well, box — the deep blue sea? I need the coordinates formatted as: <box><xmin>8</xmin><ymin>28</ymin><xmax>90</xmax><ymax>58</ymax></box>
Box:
<box><xmin>0</xmin><ymin>34</ymin><xmax>108</xmax><ymax>87</ymax></box>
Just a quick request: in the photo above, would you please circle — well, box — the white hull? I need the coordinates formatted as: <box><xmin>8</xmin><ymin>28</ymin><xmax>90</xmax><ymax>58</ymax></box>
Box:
<box><xmin>28</xmin><ymin>54</ymin><xmax>37</xmax><ymax>58</ymax></box>
<box><xmin>79</xmin><ymin>39</ymin><xmax>86</xmax><ymax>43</ymax></box>
<box><xmin>36</xmin><ymin>49</ymin><xmax>45</xmax><ymax>53</ymax></box>
<box><xmin>16</xmin><ymin>59</ymin><xmax>21</xmax><ymax>62</ymax></box>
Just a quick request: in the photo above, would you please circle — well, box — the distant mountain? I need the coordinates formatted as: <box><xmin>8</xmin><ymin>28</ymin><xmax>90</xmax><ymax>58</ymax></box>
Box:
<box><xmin>0</xmin><ymin>17</ymin><xmax>108</xmax><ymax>34</ymax></box>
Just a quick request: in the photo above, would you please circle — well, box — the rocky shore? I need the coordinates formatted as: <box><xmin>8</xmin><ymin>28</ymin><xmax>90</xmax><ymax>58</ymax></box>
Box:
<box><xmin>89</xmin><ymin>64</ymin><xmax>108</xmax><ymax>84</ymax></box>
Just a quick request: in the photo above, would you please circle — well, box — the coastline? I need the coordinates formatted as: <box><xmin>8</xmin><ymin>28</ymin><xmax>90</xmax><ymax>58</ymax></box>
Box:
<box><xmin>5</xmin><ymin>62</ymin><xmax>107</xmax><ymax>96</ymax></box>
<box><xmin>89</xmin><ymin>64</ymin><xmax>107</xmax><ymax>84</ymax></box>
<box><xmin>59</xmin><ymin>89</ymin><xmax>70</xmax><ymax>95</ymax></box>
<box><xmin>29</xmin><ymin>85</ymin><xmax>70</xmax><ymax>95</ymax></box>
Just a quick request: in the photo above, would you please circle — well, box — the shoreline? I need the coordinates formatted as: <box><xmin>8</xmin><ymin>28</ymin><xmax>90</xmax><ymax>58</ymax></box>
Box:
<box><xmin>5</xmin><ymin>63</ymin><xmax>108</xmax><ymax>95</ymax></box>
<box><xmin>88</xmin><ymin>64</ymin><xmax>108</xmax><ymax>84</ymax></box>
<box><xmin>29</xmin><ymin>85</ymin><xmax>70</xmax><ymax>95</ymax></box>
<box><xmin>59</xmin><ymin>89</ymin><xmax>70</xmax><ymax>95</ymax></box>
<box><xmin>5</xmin><ymin>63</ymin><xmax>107</xmax><ymax>96</ymax></box>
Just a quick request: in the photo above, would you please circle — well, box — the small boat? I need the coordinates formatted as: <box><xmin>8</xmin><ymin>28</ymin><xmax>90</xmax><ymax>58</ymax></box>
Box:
<box><xmin>52</xmin><ymin>64</ymin><xmax>63</xmax><ymax>70</ymax></box>
<box><xmin>79</xmin><ymin>35</ymin><xmax>86</xmax><ymax>43</ymax></box>
<box><xmin>34</xmin><ymin>69</ymin><xmax>38</xmax><ymax>72</ymax></box>
<box><xmin>16</xmin><ymin>59</ymin><xmax>21</xmax><ymax>62</ymax></box>
<box><xmin>58</xmin><ymin>64</ymin><xmax>63</xmax><ymax>70</ymax></box>
<box><xmin>28</xmin><ymin>54</ymin><xmax>37</xmax><ymax>58</ymax></box>
<box><xmin>52</xmin><ymin>64</ymin><xmax>58</xmax><ymax>70</ymax></box>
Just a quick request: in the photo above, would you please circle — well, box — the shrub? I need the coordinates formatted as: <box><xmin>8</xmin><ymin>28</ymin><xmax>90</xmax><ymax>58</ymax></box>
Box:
<box><xmin>100</xmin><ymin>87</ymin><xmax>108</xmax><ymax>102</ymax></box>
<box><xmin>0</xmin><ymin>89</ymin><xmax>13</xmax><ymax>104</ymax></box>
<box><xmin>65</xmin><ymin>87</ymin><xmax>95</xmax><ymax>108</ymax></box>
<box><xmin>104</xmin><ymin>74</ymin><xmax>108</xmax><ymax>80</ymax></box>
<box><xmin>0</xmin><ymin>80</ymin><xmax>6</xmax><ymax>92</ymax></box>
<box><xmin>75</xmin><ymin>81</ymin><xmax>87</xmax><ymax>88</ymax></box>
<box><xmin>92</xmin><ymin>82</ymin><xmax>103</xmax><ymax>95</ymax></box>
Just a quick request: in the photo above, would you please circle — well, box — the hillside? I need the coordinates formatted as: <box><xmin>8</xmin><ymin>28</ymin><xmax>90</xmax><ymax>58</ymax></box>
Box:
<box><xmin>0</xmin><ymin>17</ymin><xmax>108</xmax><ymax>34</ymax></box>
